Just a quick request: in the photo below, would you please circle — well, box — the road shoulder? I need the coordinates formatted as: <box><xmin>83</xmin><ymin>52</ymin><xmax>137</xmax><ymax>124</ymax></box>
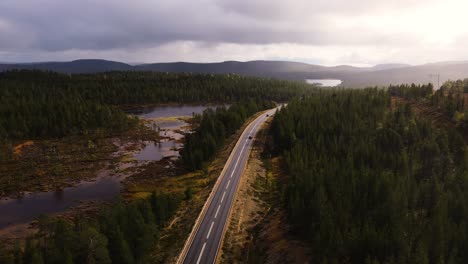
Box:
<box><xmin>218</xmin><ymin>117</ymin><xmax>311</xmax><ymax>264</ymax></box>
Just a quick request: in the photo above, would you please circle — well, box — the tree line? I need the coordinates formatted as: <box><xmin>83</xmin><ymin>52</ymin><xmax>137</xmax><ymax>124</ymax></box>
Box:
<box><xmin>270</xmin><ymin>88</ymin><xmax>468</xmax><ymax>263</ymax></box>
<box><xmin>180</xmin><ymin>100</ymin><xmax>274</xmax><ymax>170</ymax></box>
<box><xmin>388</xmin><ymin>83</ymin><xmax>434</xmax><ymax>100</ymax></box>
<box><xmin>0</xmin><ymin>192</ymin><xmax>181</xmax><ymax>264</ymax></box>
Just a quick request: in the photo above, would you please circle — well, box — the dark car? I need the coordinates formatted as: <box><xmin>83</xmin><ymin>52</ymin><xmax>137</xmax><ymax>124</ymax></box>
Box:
<box><xmin>248</xmin><ymin>136</ymin><xmax>252</xmax><ymax>139</ymax></box>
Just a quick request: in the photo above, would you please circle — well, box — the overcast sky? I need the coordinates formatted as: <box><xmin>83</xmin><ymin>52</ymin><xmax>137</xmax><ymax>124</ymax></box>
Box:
<box><xmin>1</xmin><ymin>0</ymin><xmax>468</xmax><ymax>66</ymax></box>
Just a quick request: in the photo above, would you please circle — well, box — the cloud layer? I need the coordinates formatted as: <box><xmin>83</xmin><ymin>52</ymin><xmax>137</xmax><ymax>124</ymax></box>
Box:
<box><xmin>1</xmin><ymin>0</ymin><xmax>467</xmax><ymax>65</ymax></box>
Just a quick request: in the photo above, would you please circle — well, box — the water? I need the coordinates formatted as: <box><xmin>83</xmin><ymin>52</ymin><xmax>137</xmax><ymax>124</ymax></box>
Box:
<box><xmin>306</xmin><ymin>79</ymin><xmax>342</xmax><ymax>87</ymax></box>
<box><xmin>128</xmin><ymin>105</ymin><xmax>223</xmax><ymax>119</ymax></box>
<box><xmin>133</xmin><ymin>139</ymin><xmax>180</xmax><ymax>161</ymax></box>
<box><xmin>0</xmin><ymin>105</ymin><xmax>217</xmax><ymax>230</ymax></box>
<box><xmin>0</xmin><ymin>172</ymin><xmax>123</xmax><ymax>228</ymax></box>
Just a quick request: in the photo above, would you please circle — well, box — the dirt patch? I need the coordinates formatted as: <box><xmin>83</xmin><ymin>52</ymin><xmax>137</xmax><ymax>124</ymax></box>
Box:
<box><xmin>13</xmin><ymin>141</ymin><xmax>34</xmax><ymax>156</ymax></box>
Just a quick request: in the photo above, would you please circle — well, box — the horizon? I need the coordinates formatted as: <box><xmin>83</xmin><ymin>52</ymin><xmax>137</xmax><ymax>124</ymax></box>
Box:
<box><xmin>2</xmin><ymin>1</ymin><xmax>468</xmax><ymax>65</ymax></box>
<box><xmin>4</xmin><ymin>58</ymin><xmax>468</xmax><ymax>68</ymax></box>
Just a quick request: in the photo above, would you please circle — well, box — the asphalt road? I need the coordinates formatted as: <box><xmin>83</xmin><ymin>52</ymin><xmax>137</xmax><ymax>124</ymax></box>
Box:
<box><xmin>180</xmin><ymin>109</ymin><xmax>277</xmax><ymax>264</ymax></box>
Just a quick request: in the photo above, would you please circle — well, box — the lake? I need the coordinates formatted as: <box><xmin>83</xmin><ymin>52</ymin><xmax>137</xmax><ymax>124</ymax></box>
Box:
<box><xmin>306</xmin><ymin>79</ymin><xmax>342</xmax><ymax>87</ymax></box>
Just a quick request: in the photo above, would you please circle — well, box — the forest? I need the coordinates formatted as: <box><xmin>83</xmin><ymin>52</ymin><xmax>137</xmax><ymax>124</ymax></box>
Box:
<box><xmin>0</xmin><ymin>70</ymin><xmax>313</xmax><ymax>161</ymax></box>
<box><xmin>0</xmin><ymin>192</ymin><xmax>181</xmax><ymax>264</ymax></box>
<box><xmin>270</xmin><ymin>88</ymin><xmax>468</xmax><ymax>263</ymax></box>
<box><xmin>180</xmin><ymin>100</ymin><xmax>274</xmax><ymax>170</ymax></box>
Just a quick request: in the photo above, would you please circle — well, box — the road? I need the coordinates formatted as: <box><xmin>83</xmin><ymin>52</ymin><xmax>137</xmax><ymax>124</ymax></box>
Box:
<box><xmin>179</xmin><ymin>108</ymin><xmax>277</xmax><ymax>264</ymax></box>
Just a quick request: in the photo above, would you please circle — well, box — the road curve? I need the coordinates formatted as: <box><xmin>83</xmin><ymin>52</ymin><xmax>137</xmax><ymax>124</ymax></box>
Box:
<box><xmin>178</xmin><ymin>108</ymin><xmax>277</xmax><ymax>264</ymax></box>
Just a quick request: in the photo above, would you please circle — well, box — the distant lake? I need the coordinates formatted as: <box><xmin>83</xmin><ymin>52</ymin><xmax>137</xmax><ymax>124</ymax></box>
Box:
<box><xmin>306</xmin><ymin>79</ymin><xmax>342</xmax><ymax>87</ymax></box>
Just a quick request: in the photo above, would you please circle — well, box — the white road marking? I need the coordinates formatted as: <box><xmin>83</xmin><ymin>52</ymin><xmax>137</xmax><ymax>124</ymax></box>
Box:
<box><xmin>215</xmin><ymin>205</ymin><xmax>221</xmax><ymax>218</ymax></box>
<box><xmin>207</xmin><ymin>221</ymin><xmax>215</xmax><ymax>239</ymax></box>
<box><xmin>196</xmin><ymin>243</ymin><xmax>206</xmax><ymax>264</ymax></box>
<box><xmin>221</xmin><ymin>191</ymin><xmax>226</xmax><ymax>203</ymax></box>
<box><xmin>182</xmin><ymin>112</ymin><xmax>276</xmax><ymax>264</ymax></box>
<box><xmin>226</xmin><ymin>180</ymin><xmax>231</xmax><ymax>189</ymax></box>
<box><xmin>227</xmin><ymin>118</ymin><xmax>263</xmax><ymax>181</ymax></box>
<box><xmin>230</xmin><ymin>143</ymin><xmax>247</xmax><ymax>178</ymax></box>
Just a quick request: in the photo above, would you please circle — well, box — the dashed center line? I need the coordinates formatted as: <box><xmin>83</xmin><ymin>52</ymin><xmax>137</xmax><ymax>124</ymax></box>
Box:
<box><xmin>215</xmin><ymin>205</ymin><xmax>221</xmax><ymax>218</ymax></box>
<box><xmin>196</xmin><ymin>243</ymin><xmax>206</xmax><ymax>264</ymax></box>
<box><xmin>221</xmin><ymin>191</ymin><xmax>226</xmax><ymax>203</ymax></box>
<box><xmin>230</xmin><ymin>142</ymin><xmax>247</xmax><ymax>178</ymax></box>
<box><xmin>186</xmin><ymin>113</ymin><xmax>274</xmax><ymax>264</ymax></box>
<box><xmin>207</xmin><ymin>221</ymin><xmax>215</xmax><ymax>239</ymax></box>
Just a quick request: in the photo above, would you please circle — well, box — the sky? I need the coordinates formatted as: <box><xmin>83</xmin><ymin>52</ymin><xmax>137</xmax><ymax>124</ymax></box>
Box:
<box><xmin>1</xmin><ymin>0</ymin><xmax>468</xmax><ymax>66</ymax></box>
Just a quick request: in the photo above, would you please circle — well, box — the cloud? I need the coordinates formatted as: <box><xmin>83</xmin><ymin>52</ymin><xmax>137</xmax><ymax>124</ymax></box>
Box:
<box><xmin>0</xmin><ymin>0</ymin><xmax>468</xmax><ymax>65</ymax></box>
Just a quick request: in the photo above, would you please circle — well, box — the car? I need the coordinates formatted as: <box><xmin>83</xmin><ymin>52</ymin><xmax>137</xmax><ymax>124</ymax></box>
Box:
<box><xmin>248</xmin><ymin>136</ymin><xmax>252</xmax><ymax>139</ymax></box>
<box><xmin>266</xmin><ymin>114</ymin><xmax>269</xmax><ymax>117</ymax></box>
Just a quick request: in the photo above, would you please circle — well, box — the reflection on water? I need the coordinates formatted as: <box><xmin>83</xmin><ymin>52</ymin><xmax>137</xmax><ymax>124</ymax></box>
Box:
<box><xmin>0</xmin><ymin>105</ymin><xmax>217</xmax><ymax>230</ymax></box>
<box><xmin>127</xmin><ymin>105</ymin><xmax>220</xmax><ymax>119</ymax></box>
<box><xmin>0</xmin><ymin>173</ymin><xmax>123</xmax><ymax>228</ymax></box>
<box><xmin>133</xmin><ymin>140</ymin><xmax>181</xmax><ymax>161</ymax></box>
<box><xmin>133</xmin><ymin>115</ymin><xmax>188</xmax><ymax>161</ymax></box>
<box><xmin>132</xmin><ymin>105</ymin><xmax>226</xmax><ymax>161</ymax></box>
<box><xmin>305</xmin><ymin>79</ymin><xmax>342</xmax><ymax>87</ymax></box>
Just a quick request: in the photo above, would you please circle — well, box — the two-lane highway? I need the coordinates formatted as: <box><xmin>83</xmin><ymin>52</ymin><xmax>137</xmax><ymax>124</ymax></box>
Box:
<box><xmin>179</xmin><ymin>108</ymin><xmax>277</xmax><ymax>264</ymax></box>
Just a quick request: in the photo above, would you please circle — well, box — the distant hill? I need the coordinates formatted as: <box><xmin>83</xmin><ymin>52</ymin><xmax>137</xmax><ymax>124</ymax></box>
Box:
<box><xmin>135</xmin><ymin>60</ymin><xmax>329</xmax><ymax>75</ymax></box>
<box><xmin>0</xmin><ymin>59</ymin><xmax>132</xmax><ymax>73</ymax></box>
<box><xmin>1</xmin><ymin>59</ymin><xmax>468</xmax><ymax>87</ymax></box>
<box><xmin>342</xmin><ymin>62</ymin><xmax>468</xmax><ymax>87</ymax></box>
<box><xmin>371</xmin><ymin>63</ymin><xmax>411</xmax><ymax>71</ymax></box>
